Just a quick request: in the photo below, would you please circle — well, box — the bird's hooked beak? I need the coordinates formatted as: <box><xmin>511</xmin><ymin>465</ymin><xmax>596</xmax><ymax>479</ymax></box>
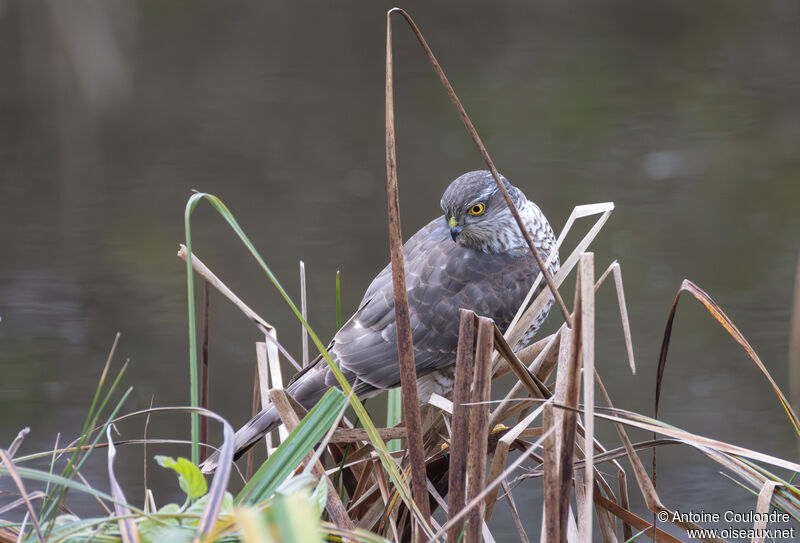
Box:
<box><xmin>448</xmin><ymin>216</ymin><xmax>463</xmax><ymax>241</ymax></box>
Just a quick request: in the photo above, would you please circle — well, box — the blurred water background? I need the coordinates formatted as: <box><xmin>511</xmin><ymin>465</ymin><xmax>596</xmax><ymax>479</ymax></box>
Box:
<box><xmin>1</xmin><ymin>1</ymin><xmax>799</xmax><ymax>540</ymax></box>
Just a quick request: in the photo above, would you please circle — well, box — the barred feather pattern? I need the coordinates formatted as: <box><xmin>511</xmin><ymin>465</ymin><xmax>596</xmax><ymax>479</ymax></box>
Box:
<box><xmin>201</xmin><ymin>171</ymin><xmax>559</xmax><ymax>473</ymax></box>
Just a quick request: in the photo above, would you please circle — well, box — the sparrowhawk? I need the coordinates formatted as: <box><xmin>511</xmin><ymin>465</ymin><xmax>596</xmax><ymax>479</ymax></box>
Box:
<box><xmin>201</xmin><ymin>170</ymin><xmax>559</xmax><ymax>473</ymax></box>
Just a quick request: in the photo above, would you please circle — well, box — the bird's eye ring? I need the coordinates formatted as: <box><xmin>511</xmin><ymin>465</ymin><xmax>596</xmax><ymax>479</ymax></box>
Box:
<box><xmin>469</xmin><ymin>202</ymin><xmax>486</xmax><ymax>216</ymax></box>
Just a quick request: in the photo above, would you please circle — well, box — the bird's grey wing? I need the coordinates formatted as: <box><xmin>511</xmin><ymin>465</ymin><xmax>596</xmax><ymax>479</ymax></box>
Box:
<box><xmin>330</xmin><ymin>216</ymin><xmax>542</xmax><ymax>390</ymax></box>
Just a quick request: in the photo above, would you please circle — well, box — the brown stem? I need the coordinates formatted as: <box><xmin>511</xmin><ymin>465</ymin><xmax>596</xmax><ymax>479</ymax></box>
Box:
<box><xmin>384</xmin><ymin>10</ymin><xmax>432</xmax><ymax>531</ymax></box>
<box><xmin>387</xmin><ymin>8</ymin><xmax>572</xmax><ymax>328</ymax></box>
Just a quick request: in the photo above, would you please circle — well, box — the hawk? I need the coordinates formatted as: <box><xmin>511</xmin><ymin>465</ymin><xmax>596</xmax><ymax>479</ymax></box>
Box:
<box><xmin>201</xmin><ymin>170</ymin><xmax>559</xmax><ymax>473</ymax></box>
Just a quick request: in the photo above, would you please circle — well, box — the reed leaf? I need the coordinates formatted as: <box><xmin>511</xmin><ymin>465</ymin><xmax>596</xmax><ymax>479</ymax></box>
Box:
<box><xmin>237</xmin><ymin>388</ymin><xmax>347</xmax><ymax>505</ymax></box>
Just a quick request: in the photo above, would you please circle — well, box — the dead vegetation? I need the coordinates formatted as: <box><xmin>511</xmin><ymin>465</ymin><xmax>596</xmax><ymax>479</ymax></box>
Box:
<box><xmin>1</xmin><ymin>8</ymin><xmax>799</xmax><ymax>543</ymax></box>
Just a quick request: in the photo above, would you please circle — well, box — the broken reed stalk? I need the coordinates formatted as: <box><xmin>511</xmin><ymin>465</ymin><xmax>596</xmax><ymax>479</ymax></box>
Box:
<box><xmin>386</xmin><ymin>7</ymin><xmax>571</xmax><ymax>327</ymax></box>
<box><xmin>200</xmin><ymin>281</ymin><xmax>210</xmax><ymax>463</ymax></box>
<box><xmin>384</xmin><ymin>10</ymin><xmax>432</xmax><ymax>530</ymax></box>
<box><xmin>177</xmin><ymin>245</ymin><xmax>301</xmax><ymax>372</ymax></box>
<box><xmin>465</xmin><ymin>317</ymin><xmax>494</xmax><ymax>543</ymax></box>
<box><xmin>447</xmin><ymin>309</ymin><xmax>475</xmax><ymax>542</ymax></box>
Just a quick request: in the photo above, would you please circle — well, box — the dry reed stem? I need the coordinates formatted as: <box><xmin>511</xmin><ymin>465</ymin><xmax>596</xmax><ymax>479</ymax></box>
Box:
<box><xmin>579</xmin><ymin>253</ymin><xmax>595</xmax><ymax>542</ymax></box>
<box><xmin>594</xmin><ymin>494</ymin><xmax>681</xmax><ymax>543</ymax></box>
<box><xmin>254</xmin><ymin>343</ymin><xmax>270</xmax><ymax>407</ymax></box>
<box><xmin>254</xmin><ymin>342</ymin><xmax>271</xmax><ymax>455</ymax></box>
<box><xmin>447</xmin><ymin>309</ymin><xmax>475</xmax><ymax>542</ymax></box>
<box><xmin>346</xmin><ymin>460</ymin><xmax>375</xmax><ymax>514</ymax></box>
<box><xmin>593</xmin><ymin>488</ymin><xmax>618</xmax><ymax>543</ymax></box>
<box><xmin>428</xmin><ymin>393</ymin><xmax>453</xmax><ymax>414</ymax></box>
<box><xmin>589</xmin><ymin>406</ymin><xmax>800</xmax><ymax>473</ymax></box>
<box><xmin>711</xmin><ymin>452</ymin><xmax>798</xmax><ymax>522</ymax></box>
<box><xmin>506</xmin><ymin>203</ymin><xmax>614</xmax><ymax>351</ymax></box>
<box><xmin>609</xmin><ymin>262</ymin><xmax>635</xmax><ymax>373</ymax></box>
<box><xmin>328</xmin><ymin>428</ymin><xmax>406</xmax><ymax>443</ymax></box>
<box><xmin>269</xmin><ymin>389</ymin><xmax>354</xmax><ymax>531</ymax></box>
<box><xmin>655</xmin><ymin>279</ymin><xmax>800</xmax><ymax>432</ymax></box>
<box><xmin>386</xmin><ymin>7</ymin><xmax>571</xmax><ymax>327</ymax></box>
<box><xmin>753</xmin><ymin>481</ymin><xmax>782</xmax><ymax>543</ymax></box>
<box><xmin>489</xmin><ymin>322</ymin><xmax>550</xmax><ymax>399</ymax></box>
<box><xmin>7</xmin><ymin>428</ymin><xmax>29</xmax><ymax>459</ymax></box>
<box><xmin>373</xmin><ymin>461</ymin><xmax>400</xmax><ymax>542</ymax></box>
<box><xmin>265</xmin><ymin>330</ymin><xmax>288</xmax><ymax>443</ymax></box>
<box><xmin>557</xmin><ymin>277</ymin><xmax>583</xmax><ymax>538</ymax></box>
<box><xmin>300</xmin><ymin>260</ymin><xmax>309</xmax><ymax>367</ymax></box>
<box><xmin>465</xmin><ymin>317</ymin><xmax>494</xmax><ymax>543</ymax></box>
<box><xmin>0</xmin><ymin>492</ymin><xmax>45</xmax><ymax>517</ymax></box>
<box><xmin>542</xmin><ymin>401</ymin><xmax>560</xmax><ymax>542</ymax></box>
<box><xmin>246</xmin><ymin>364</ymin><xmax>259</xmax><ymax>480</ymax></box>
<box><xmin>105</xmin><ymin>426</ymin><xmax>139</xmax><ymax>543</ymax></box>
<box><xmin>485</xmin><ymin>401</ymin><xmax>548</xmax><ymax>519</ymax></box>
<box><xmin>384</xmin><ymin>11</ymin><xmax>431</xmax><ymax>533</ymax></box>
<box><xmin>492</xmin><ymin>257</ymin><xmax>629</xmax><ymax>431</ymax></box>
<box><xmin>433</xmin><ymin>429</ymin><xmax>554</xmax><ymax>541</ymax></box>
<box><xmin>652</xmin><ymin>278</ymin><xmax>800</xmax><ymax>538</ymax></box>
<box><xmin>177</xmin><ymin>245</ymin><xmax>301</xmax><ymax>371</ymax></box>
<box><xmin>0</xmin><ymin>449</ymin><xmax>44</xmax><ymax>543</ymax></box>
<box><xmin>594</xmin><ymin>369</ymin><xmax>665</xmax><ymax>513</ymax></box>
<box><xmin>489</xmin><ymin>331</ymin><xmax>561</xmax><ymax>428</ymax></box>
<box><xmin>492</xmin><ymin>204</ymin><xmax>617</xmax><ymax>429</ymax></box>
<box><xmin>501</xmin><ymin>480</ymin><xmax>530</xmax><ymax>543</ymax></box>
<box><xmin>618</xmin><ymin>470</ymin><xmax>632</xmax><ymax>540</ymax></box>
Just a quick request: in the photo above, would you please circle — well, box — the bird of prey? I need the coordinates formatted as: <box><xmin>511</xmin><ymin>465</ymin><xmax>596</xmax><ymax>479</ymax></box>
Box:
<box><xmin>201</xmin><ymin>170</ymin><xmax>559</xmax><ymax>473</ymax></box>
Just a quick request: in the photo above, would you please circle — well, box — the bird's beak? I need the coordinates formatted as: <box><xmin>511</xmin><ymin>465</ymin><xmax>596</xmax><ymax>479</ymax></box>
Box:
<box><xmin>448</xmin><ymin>216</ymin><xmax>463</xmax><ymax>241</ymax></box>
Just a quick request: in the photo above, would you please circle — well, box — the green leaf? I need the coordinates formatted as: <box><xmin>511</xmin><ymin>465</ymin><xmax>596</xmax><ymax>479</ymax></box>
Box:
<box><xmin>155</xmin><ymin>455</ymin><xmax>207</xmax><ymax>500</ymax></box>
<box><xmin>139</xmin><ymin>524</ymin><xmax>193</xmax><ymax>543</ymax></box>
<box><xmin>386</xmin><ymin>388</ymin><xmax>402</xmax><ymax>452</ymax></box>
<box><xmin>268</xmin><ymin>490</ymin><xmax>323</xmax><ymax>543</ymax></box>
<box><xmin>309</xmin><ymin>477</ymin><xmax>327</xmax><ymax>519</ymax></box>
<box><xmin>237</xmin><ymin>388</ymin><xmax>347</xmax><ymax>505</ymax></box>
<box><xmin>184</xmin><ymin>492</ymin><xmax>234</xmax><ymax>527</ymax></box>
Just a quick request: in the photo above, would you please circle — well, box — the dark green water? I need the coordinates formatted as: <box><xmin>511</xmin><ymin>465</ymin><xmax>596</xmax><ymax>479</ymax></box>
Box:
<box><xmin>1</xmin><ymin>1</ymin><xmax>799</xmax><ymax>540</ymax></box>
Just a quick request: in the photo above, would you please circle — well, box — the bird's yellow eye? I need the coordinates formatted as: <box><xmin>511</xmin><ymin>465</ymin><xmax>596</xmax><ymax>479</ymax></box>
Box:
<box><xmin>469</xmin><ymin>202</ymin><xmax>486</xmax><ymax>216</ymax></box>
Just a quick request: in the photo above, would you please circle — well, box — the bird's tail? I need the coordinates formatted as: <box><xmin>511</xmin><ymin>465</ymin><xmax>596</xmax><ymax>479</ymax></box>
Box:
<box><xmin>199</xmin><ymin>404</ymin><xmax>281</xmax><ymax>474</ymax></box>
<box><xmin>200</xmin><ymin>356</ymin><xmax>334</xmax><ymax>474</ymax></box>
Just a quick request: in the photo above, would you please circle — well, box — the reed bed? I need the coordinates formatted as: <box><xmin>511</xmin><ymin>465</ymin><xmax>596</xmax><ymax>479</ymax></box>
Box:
<box><xmin>2</xmin><ymin>9</ymin><xmax>800</xmax><ymax>543</ymax></box>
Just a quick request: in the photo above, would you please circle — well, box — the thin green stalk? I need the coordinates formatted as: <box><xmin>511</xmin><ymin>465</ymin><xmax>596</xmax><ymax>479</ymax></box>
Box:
<box><xmin>386</xmin><ymin>389</ymin><xmax>402</xmax><ymax>452</ymax></box>
<box><xmin>40</xmin><ymin>386</ymin><xmax>133</xmax><ymax>530</ymax></box>
<box><xmin>184</xmin><ymin>200</ymin><xmax>200</xmax><ymax>466</ymax></box>
<box><xmin>625</xmin><ymin>527</ymin><xmax>650</xmax><ymax>543</ymax></box>
<box><xmin>184</xmin><ymin>193</ymin><xmax>433</xmax><ymax>537</ymax></box>
<box><xmin>39</xmin><ymin>362</ymin><xmax>130</xmax><ymax>527</ymax></box>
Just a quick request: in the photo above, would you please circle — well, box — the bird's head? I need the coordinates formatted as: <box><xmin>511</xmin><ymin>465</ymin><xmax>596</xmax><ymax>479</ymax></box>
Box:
<box><xmin>440</xmin><ymin>170</ymin><xmax>526</xmax><ymax>254</ymax></box>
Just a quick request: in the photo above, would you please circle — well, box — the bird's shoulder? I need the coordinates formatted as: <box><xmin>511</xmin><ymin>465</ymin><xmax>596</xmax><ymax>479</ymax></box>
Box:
<box><xmin>328</xmin><ymin>214</ymin><xmax>542</xmax><ymax>389</ymax></box>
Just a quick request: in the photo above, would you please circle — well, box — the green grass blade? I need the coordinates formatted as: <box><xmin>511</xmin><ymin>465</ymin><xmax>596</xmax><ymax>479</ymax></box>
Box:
<box><xmin>0</xmin><ymin>464</ymin><xmax>148</xmax><ymax>517</ymax></box>
<box><xmin>236</xmin><ymin>388</ymin><xmax>347</xmax><ymax>505</ymax></box>
<box><xmin>39</xmin><ymin>380</ymin><xmax>132</xmax><ymax>528</ymax></box>
<box><xmin>386</xmin><ymin>389</ymin><xmax>402</xmax><ymax>452</ymax></box>
<box><xmin>184</xmin><ymin>194</ymin><xmax>203</xmax><ymax>466</ymax></box>
<box><xmin>186</xmin><ymin>193</ymin><xmax>434</xmax><ymax>537</ymax></box>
